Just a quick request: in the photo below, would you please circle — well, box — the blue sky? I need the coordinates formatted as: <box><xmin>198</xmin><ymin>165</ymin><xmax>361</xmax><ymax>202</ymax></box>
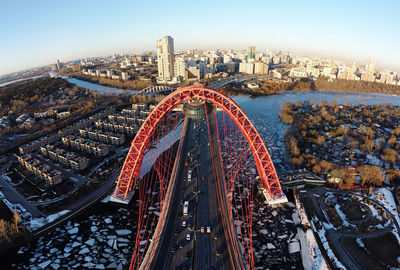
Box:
<box><xmin>0</xmin><ymin>0</ymin><xmax>399</xmax><ymax>75</ymax></box>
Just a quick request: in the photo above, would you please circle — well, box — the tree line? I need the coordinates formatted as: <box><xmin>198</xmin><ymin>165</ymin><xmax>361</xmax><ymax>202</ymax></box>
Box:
<box><xmin>0</xmin><ymin>210</ymin><xmax>26</xmax><ymax>247</ymax></box>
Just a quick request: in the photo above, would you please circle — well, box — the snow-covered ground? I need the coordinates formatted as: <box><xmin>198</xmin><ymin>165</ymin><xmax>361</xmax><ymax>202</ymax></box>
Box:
<box><xmin>27</xmin><ymin>210</ymin><xmax>71</xmax><ymax>231</ymax></box>
<box><xmin>298</xmin><ymin>228</ymin><xmax>329</xmax><ymax>270</ymax></box>
<box><xmin>334</xmin><ymin>204</ymin><xmax>356</xmax><ymax>229</ymax></box>
<box><xmin>371</xmin><ymin>187</ymin><xmax>400</xmax><ymax>248</ymax></box>
<box><xmin>317</xmin><ymin>228</ymin><xmax>346</xmax><ymax>270</ymax></box>
<box><xmin>294</xmin><ymin>190</ymin><xmax>329</xmax><ymax>270</ymax></box>
<box><xmin>372</xmin><ymin>187</ymin><xmax>400</xmax><ymax>227</ymax></box>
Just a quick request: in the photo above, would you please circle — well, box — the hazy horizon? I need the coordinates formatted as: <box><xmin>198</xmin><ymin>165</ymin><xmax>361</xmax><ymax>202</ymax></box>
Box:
<box><xmin>1</xmin><ymin>0</ymin><xmax>399</xmax><ymax>75</ymax></box>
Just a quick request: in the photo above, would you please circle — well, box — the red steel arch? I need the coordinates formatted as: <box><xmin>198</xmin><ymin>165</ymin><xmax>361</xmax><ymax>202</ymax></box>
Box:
<box><xmin>114</xmin><ymin>85</ymin><xmax>285</xmax><ymax>202</ymax></box>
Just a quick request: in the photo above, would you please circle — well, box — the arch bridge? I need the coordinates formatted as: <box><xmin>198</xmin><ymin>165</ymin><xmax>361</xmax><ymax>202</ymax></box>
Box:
<box><xmin>113</xmin><ymin>86</ymin><xmax>287</xmax><ymax>269</ymax></box>
<box><xmin>139</xmin><ymin>85</ymin><xmax>175</xmax><ymax>95</ymax></box>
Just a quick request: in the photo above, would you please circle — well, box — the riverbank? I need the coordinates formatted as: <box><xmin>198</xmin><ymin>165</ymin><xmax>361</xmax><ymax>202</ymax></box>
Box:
<box><xmin>0</xmin><ymin>75</ymin><xmax>45</xmax><ymax>88</ymax></box>
<box><xmin>221</xmin><ymin>78</ymin><xmax>400</xmax><ymax>97</ymax></box>
<box><xmin>70</xmin><ymin>74</ymin><xmax>151</xmax><ymax>91</ymax></box>
<box><xmin>63</xmin><ymin>76</ymin><xmax>139</xmax><ymax>96</ymax></box>
<box><xmin>0</xmin><ymin>174</ymin><xmax>117</xmax><ymax>258</ymax></box>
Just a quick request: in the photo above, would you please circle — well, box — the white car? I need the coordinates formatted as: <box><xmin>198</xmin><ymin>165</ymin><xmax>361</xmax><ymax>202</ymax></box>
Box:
<box><xmin>182</xmin><ymin>221</ymin><xmax>186</xmax><ymax>227</ymax></box>
<box><xmin>186</xmin><ymin>233</ymin><xmax>191</xmax><ymax>241</ymax></box>
<box><xmin>207</xmin><ymin>226</ymin><xmax>211</xmax><ymax>233</ymax></box>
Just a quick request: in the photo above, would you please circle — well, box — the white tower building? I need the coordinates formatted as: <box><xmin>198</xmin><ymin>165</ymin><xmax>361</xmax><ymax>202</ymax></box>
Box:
<box><xmin>157</xmin><ymin>36</ymin><xmax>174</xmax><ymax>82</ymax></box>
<box><xmin>174</xmin><ymin>57</ymin><xmax>186</xmax><ymax>81</ymax></box>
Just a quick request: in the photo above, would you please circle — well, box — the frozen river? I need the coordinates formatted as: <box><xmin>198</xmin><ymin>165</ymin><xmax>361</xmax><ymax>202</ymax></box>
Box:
<box><xmin>238</xmin><ymin>90</ymin><xmax>400</xmax><ymax>171</ymax></box>
<box><xmin>62</xmin><ymin>76</ymin><xmax>138</xmax><ymax>96</ymax></box>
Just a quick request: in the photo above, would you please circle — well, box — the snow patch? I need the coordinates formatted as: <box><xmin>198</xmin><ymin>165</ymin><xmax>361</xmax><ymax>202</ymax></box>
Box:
<box><xmin>29</xmin><ymin>210</ymin><xmax>71</xmax><ymax>231</ymax></box>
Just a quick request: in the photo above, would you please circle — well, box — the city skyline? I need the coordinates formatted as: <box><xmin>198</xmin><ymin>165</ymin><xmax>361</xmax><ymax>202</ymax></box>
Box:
<box><xmin>1</xmin><ymin>2</ymin><xmax>400</xmax><ymax>268</ymax></box>
<box><xmin>1</xmin><ymin>0</ymin><xmax>400</xmax><ymax>75</ymax></box>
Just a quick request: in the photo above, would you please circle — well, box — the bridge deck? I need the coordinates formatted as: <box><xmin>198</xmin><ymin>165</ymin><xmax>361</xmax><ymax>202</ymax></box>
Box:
<box><xmin>147</xmin><ymin>113</ymin><xmax>235</xmax><ymax>269</ymax></box>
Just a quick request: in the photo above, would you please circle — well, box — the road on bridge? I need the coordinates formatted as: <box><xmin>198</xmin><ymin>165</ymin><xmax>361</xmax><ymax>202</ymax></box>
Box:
<box><xmin>147</xmin><ymin>112</ymin><xmax>235</xmax><ymax>269</ymax></box>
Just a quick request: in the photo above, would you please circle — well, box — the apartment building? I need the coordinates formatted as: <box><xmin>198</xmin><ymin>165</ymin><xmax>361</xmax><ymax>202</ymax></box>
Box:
<box><xmin>108</xmin><ymin>115</ymin><xmax>140</xmax><ymax>125</ymax></box>
<box><xmin>17</xmin><ymin>155</ymin><xmax>62</xmax><ymax>185</ymax></box>
<box><xmin>94</xmin><ymin>120</ymin><xmax>136</xmax><ymax>135</ymax></box>
<box><xmin>131</xmin><ymin>103</ymin><xmax>148</xmax><ymax>111</ymax></box>
<box><xmin>157</xmin><ymin>36</ymin><xmax>175</xmax><ymax>82</ymax></box>
<box><xmin>79</xmin><ymin>128</ymin><xmax>125</xmax><ymax>145</ymax></box>
<box><xmin>40</xmin><ymin>145</ymin><xmax>88</xmax><ymax>171</ymax></box>
<box><xmin>19</xmin><ymin>133</ymin><xmax>59</xmax><ymax>155</ymax></box>
<box><xmin>62</xmin><ymin>135</ymin><xmax>109</xmax><ymax>157</ymax></box>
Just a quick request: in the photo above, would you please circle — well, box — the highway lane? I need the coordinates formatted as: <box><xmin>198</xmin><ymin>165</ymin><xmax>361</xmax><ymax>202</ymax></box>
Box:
<box><xmin>207</xmin><ymin>109</ymin><xmax>247</xmax><ymax>269</ymax></box>
<box><xmin>147</xmin><ymin>117</ymin><xmax>193</xmax><ymax>269</ymax></box>
<box><xmin>147</xmin><ymin>113</ymin><xmax>235</xmax><ymax>269</ymax></box>
<box><xmin>195</xmin><ymin>117</ymin><xmax>231</xmax><ymax>270</ymax></box>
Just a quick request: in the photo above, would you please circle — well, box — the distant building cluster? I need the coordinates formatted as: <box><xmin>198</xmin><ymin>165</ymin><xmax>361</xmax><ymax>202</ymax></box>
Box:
<box><xmin>19</xmin><ymin>108</ymin><xmax>115</xmax><ymax>155</ymax></box>
<box><xmin>8</xmin><ymin>109</ymin><xmax>72</xmax><ymax>130</ymax></box>
<box><xmin>82</xmin><ymin>68</ymin><xmax>130</xmax><ymax>81</ymax></box>
<box><xmin>51</xmin><ymin>60</ymin><xmax>64</xmax><ymax>72</ymax></box>
<box><xmin>65</xmin><ymin>35</ymin><xmax>400</xmax><ymax>88</ymax></box>
<box><xmin>152</xmin><ymin>35</ymin><xmax>400</xmax><ymax>86</ymax></box>
<box><xmin>14</xmin><ymin>101</ymin><xmax>158</xmax><ymax>189</ymax></box>
<box><xmin>156</xmin><ymin>36</ymin><xmax>216</xmax><ymax>84</ymax></box>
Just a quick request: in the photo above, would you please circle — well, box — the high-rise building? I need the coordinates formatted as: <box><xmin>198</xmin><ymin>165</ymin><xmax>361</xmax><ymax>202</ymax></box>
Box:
<box><xmin>361</xmin><ymin>72</ymin><xmax>375</xmax><ymax>82</ymax></box>
<box><xmin>254</xmin><ymin>61</ymin><xmax>268</xmax><ymax>74</ymax></box>
<box><xmin>239</xmin><ymin>62</ymin><xmax>254</xmax><ymax>74</ymax></box>
<box><xmin>199</xmin><ymin>60</ymin><xmax>206</xmax><ymax>78</ymax></box>
<box><xmin>157</xmin><ymin>36</ymin><xmax>174</xmax><ymax>82</ymax></box>
<box><xmin>223</xmin><ymin>55</ymin><xmax>232</xmax><ymax>64</ymax></box>
<box><xmin>56</xmin><ymin>60</ymin><xmax>63</xmax><ymax>70</ymax></box>
<box><xmin>380</xmin><ymin>73</ymin><xmax>393</xmax><ymax>84</ymax></box>
<box><xmin>366</xmin><ymin>58</ymin><xmax>375</xmax><ymax>74</ymax></box>
<box><xmin>338</xmin><ymin>69</ymin><xmax>356</xmax><ymax>80</ymax></box>
<box><xmin>121</xmin><ymin>72</ymin><xmax>129</xmax><ymax>81</ymax></box>
<box><xmin>248</xmin><ymin>46</ymin><xmax>256</xmax><ymax>62</ymax></box>
<box><xmin>174</xmin><ymin>57</ymin><xmax>186</xmax><ymax>81</ymax></box>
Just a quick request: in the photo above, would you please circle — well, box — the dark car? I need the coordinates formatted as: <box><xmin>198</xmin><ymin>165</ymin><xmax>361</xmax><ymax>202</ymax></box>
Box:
<box><xmin>179</xmin><ymin>240</ymin><xmax>184</xmax><ymax>249</ymax></box>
